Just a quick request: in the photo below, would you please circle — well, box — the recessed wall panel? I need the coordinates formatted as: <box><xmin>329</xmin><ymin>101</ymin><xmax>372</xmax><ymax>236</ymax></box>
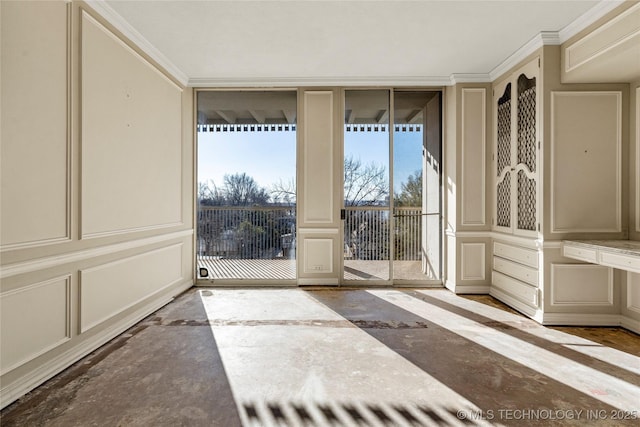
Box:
<box><xmin>0</xmin><ymin>276</ymin><xmax>71</xmax><ymax>375</ymax></box>
<box><xmin>461</xmin><ymin>88</ymin><xmax>486</xmax><ymax>226</ymax></box>
<box><xmin>302</xmin><ymin>91</ymin><xmax>334</xmax><ymax>224</ymax></box>
<box><xmin>303</xmin><ymin>238</ymin><xmax>334</xmax><ymax>274</ymax></box>
<box><xmin>81</xmin><ymin>12</ymin><xmax>183</xmax><ymax>237</ymax></box>
<box><xmin>550</xmin><ymin>264</ymin><xmax>613</xmax><ymax>306</ymax></box>
<box><xmin>461</xmin><ymin>242</ymin><xmax>485</xmax><ymax>280</ymax></box>
<box><xmin>627</xmin><ymin>272</ymin><xmax>640</xmax><ymax>314</ymax></box>
<box><xmin>551</xmin><ymin>92</ymin><xmax>621</xmax><ymax>233</ymax></box>
<box><xmin>0</xmin><ymin>1</ymin><xmax>69</xmax><ymax>247</ymax></box>
<box><xmin>79</xmin><ymin>244</ymin><xmax>183</xmax><ymax>332</ymax></box>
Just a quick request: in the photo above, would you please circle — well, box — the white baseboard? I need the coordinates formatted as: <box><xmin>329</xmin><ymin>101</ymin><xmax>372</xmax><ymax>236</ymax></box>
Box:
<box><xmin>451</xmin><ymin>284</ymin><xmax>491</xmax><ymax>294</ymax></box>
<box><xmin>541</xmin><ymin>312</ymin><xmax>622</xmax><ymax>327</ymax></box>
<box><xmin>298</xmin><ymin>278</ymin><xmax>339</xmax><ymax>286</ymax></box>
<box><xmin>620</xmin><ymin>316</ymin><xmax>640</xmax><ymax>335</ymax></box>
<box><xmin>444</xmin><ymin>279</ymin><xmax>457</xmax><ymax>292</ymax></box>
<box><xmin>489</xmin><ymin>287</ymin><xmax>539</xmax><ymax>318</ymax></box>
<box><xmin>0</xmin><ymin>279</ymin><xmax>192</xmax><ymax>409</ymax></box>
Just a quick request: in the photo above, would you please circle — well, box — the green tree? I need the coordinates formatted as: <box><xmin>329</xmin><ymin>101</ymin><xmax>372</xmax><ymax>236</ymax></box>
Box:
<box><xmin>395</xmin><ymin>170</ymin><xmax>422</xmax><ymax>207</ymax></box>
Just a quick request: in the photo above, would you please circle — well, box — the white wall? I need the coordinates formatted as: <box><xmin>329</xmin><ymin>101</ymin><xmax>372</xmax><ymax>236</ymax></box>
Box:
<box><xmin>0</xmin><ymin>1</ymin><xmax>193</xmax><ymax>408</ymax></box>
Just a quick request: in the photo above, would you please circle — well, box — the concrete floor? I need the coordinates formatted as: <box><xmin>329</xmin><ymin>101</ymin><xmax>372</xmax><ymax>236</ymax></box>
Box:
<box><xmin>2</xmin><ymin>288</ymin><xmax>639</xmax><ymax>426</ymax></box>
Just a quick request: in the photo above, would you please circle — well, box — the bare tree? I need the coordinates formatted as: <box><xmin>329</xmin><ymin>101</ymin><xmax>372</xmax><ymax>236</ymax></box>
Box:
<box><xmin>198</xmin><ymin>180</ymin><xmax>225</xmax><ymax>206</ymax></box>
<box><xmin>270</xmin><ymin>178</ymin><xmax>296</xmax><ymax>205</ymax></box>
<box><xmin>344</xmin><ymin>155</ymin><xmax>388</xmax><ymax>206</ymax></box>
<box><xmin>223</xmin><ymin>173</ymin><xmax>270</xmax><ymax>206</ymax></box>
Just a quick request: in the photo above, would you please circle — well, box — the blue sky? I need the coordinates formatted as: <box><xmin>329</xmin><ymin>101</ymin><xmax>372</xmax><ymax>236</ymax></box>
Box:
<box><xmin>197</xmin><ymin>128</ymin><xmax>423</xmax><ymax>194</ymax></box>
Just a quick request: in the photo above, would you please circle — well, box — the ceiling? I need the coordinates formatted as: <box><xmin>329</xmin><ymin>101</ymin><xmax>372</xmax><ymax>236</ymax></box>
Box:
<box><xmin>101</xmin><ymin>0</ymin><xmax>605</xmax><ymax>86</ymax></box>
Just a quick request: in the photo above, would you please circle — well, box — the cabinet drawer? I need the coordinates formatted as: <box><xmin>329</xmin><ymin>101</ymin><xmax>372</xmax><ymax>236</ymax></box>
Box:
<box><xmin>563</xmin><ymin>245</ymin><xmax>598</xmax><ymax>263</ymax></box>
<box><xmin>492</xmin><ymin>271</ymin><xmax>538</xmax><ymax>308</ymax></box>
<box><xmin>493</xmin><ymin>256</ymin><xmax>539</xmax><ymax>286</ymax></box>
<box><xmin>598</xmin><ymin>251</ymin><xmax>640</xmax><ymax>273</ymax></box>
<box><xmin>494</xmin><ymin>242</ymin><xmax>538</xmax><ymax>268</ymax></box>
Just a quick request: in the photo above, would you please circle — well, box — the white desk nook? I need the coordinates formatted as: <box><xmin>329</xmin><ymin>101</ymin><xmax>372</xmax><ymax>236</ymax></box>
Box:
<box><xmin>562</xmin><ymin>240</ymin><xmax>640</xmax><ymax>333</ymax></box>
<box><xmin>563</xmin><ymin>240</ymin><xmax>640</xmax><ymax>273</ymax></box>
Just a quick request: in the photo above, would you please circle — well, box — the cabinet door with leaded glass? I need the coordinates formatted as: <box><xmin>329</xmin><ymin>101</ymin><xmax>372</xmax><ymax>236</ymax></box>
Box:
<box><xmin>493</xmin><ymin>58</ymin><xmax>539</xmax><ymax>236</ymax></box>
<box><xmin>494</xmin><ymin>78</ymin><xmax>513</xmax><ymax>233</ymax></box>
<box><xmin>514</xmin><ymin>60</ymin><xmax>538</xmax><ymax>236</ymax></box>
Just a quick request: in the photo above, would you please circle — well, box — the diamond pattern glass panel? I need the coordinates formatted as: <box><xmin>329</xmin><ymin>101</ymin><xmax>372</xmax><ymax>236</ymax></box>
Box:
<box><xmin>497</xmin><ymin>83</ymin><xmax>511</xmax><ymax>176</ymax></box>
<box><xmin>517</xmin><ymin>170</ymin><xmax>536</xmax><ymax>231</ymax></box>
<box><xmin>517</xmin><ymin>74</ymin><xmax>536</xmax><ymax>172</ymax></box>
<box><xmin>496</xmin><ymin>173</ymin><xmax>511</xmax><ymax>227</ymax></box>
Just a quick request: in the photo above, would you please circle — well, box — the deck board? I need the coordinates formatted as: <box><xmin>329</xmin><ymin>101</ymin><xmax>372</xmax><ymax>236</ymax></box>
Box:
<box><xmin>198</xmin><ymin>257</ymin><xmax>296</xmax><ymax>280</ymax></box>
<box><xmin>197</xmin><ymin>257</ymin><xmax>428</xmax><ymax>281</ymax></box>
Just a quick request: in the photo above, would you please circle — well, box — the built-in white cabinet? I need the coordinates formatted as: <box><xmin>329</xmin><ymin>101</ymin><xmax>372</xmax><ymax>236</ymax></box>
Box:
<box><xmin>493</xmin><ymin>58</ymin><xmax>539</xmax><ymax>236</ymax></box>
<box><xmin>491</xmin><ymin>59</ymin><xmax>542</xmax><ymax>312</ymax></box>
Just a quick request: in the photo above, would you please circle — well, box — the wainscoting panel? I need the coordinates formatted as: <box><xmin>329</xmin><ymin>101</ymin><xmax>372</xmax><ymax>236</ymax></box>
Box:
<box><xmin>461</xmin><ymin>242</ymin><xmax>486</xmax><ymax>280</ymax></box>
<box><xmin>550</xmin><ymin>264</ymin><xmax>613</xmax><ymax>306</ymax></box>
<box><xmin>303</xmin><ymin>238</ymin><xmax>334</xmax><ymax>274</ymax></box>
<box><xmin>0</xmin><ymin>276</ymin><xmax>71</xmax><ymax>375</ymax></box>
<box><xmin>79</xmin><ymin>244</ymin><xmax>183</xmax><ymax>333</ymax></box>
<box><xmin>626</xmin><ymin>272</ymin><xmax>640</xmax><ymax>314</ymax></box>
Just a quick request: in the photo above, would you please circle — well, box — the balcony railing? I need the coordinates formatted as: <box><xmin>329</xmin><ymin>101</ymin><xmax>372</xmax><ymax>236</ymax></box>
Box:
<box><xmin>197</xmin><ymin>205</ymin><xmax>422</xmax><ymax>263</ymax></box>
<box><xmin>197</xmin><ymin>205</ymin><xmax>296</xmax><ymax>259</ymax></box>
<box><xmin>343</xmin><ymin>206</ymin><xmax>422</xmax><ymax>261</ymax></box>
<box><xmin>196</xmin><ymin>205</ymin><xmax>425</xmax><ymax>281</ymax></box>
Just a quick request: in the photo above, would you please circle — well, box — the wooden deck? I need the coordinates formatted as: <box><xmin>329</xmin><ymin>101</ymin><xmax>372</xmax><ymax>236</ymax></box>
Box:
<box><xmin>197</xmin><ymin>257</ymin><xmax>296</xmax><ymax>280</ymax></box>
<box><xmin>197</xmin><ymin>257</ymin><xmax>428</xmax><ymax>281</ymax></box>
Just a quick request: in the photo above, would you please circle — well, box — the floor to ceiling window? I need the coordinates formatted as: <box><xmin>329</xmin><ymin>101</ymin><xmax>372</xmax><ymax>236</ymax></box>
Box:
<box><xmin>196</xmin><ymin>90</ymin><xmax>297</xmax><ymax>283</ymax></box>
<box><xmin>343</xmin><ymin>89</ymin><xmax>442</xmax><ymax>285</ymax></box>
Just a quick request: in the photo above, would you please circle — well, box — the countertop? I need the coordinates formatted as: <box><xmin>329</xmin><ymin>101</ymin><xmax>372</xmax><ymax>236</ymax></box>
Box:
<box><xmin>563</xmin><ymin>240</ymin><xmax>640</xmax><ymax>257</ymax></box>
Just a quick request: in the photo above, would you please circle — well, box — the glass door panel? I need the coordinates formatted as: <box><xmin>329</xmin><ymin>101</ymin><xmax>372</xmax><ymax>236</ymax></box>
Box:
<box><xmin>393</xmin><ymin>91</ymin><xmax>441</xmax><ymax>283</ymax></box>
<box><xmin>343</xmin><ymin>90</ymin><xmax>390</xmax><ymax>282</ymax></box>
<box><xmin>196</xmin><ymin>90</ymin><xmax>297</xmax><ymax>282</ymax></box>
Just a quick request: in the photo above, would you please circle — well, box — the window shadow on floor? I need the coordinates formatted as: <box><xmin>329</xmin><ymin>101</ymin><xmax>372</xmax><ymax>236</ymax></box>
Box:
<box><xmin>306</xmin><ymin>289</ymin><xmax>636</xmax><ymax>425</ymax></box>
<box><xmin>407</xmin><ymin>290</ymin><xmax>640</xmax><ymax>387</ymax></box>
<box><xmin>239</xmin><ymin>398</ymin><xmax>476</xmax><ymax>426</ymax></box>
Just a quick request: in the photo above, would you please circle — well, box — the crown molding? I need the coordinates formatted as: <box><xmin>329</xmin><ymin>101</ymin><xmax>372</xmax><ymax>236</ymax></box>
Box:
<box><xmin>188</xmin><ymin>75</ymin><xmax>453</xmax><ymax>88</ymax></box>
<box><xmin>85</xmin><ymin>0</ymin><xmax>189</xmax><ymax>87</ymax></box>
<box><xmin>489</xmin><ymin>0</ymin><xmax>628</xmax><ymax>82</ymax></box>
<box><xmin>489</xmin><ymin>31</ymin><xmax>560</xmax><ymax>81</ymax></box>
<box><xmin>449</xmin><ymin>73</ymin><xmax>492</xmax><ymax>85</ymax></box>
<box><xmin>559</xmin><ymin>0</ymin><xmax>627</xmax><ymax>44</ymax></box>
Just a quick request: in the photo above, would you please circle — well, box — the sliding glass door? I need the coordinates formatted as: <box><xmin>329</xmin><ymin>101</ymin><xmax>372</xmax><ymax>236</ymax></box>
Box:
<box><xmin>342</xmin><ymin>89</ymin><xmax>442</xmax><ymax>285</ymax></box>
<box><xmin>196</xmin><ymin>90</ymin><xmax>297</xmax><ymax>283</ymax></box>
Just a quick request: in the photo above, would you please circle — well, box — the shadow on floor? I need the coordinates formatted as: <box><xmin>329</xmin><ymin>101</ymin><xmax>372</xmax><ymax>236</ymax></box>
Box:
<box><xmin>240</xmin><ymin>399</ymin><xmax>476</xmax><ymax>426</ymax></box>
<box><xmin>0</xmin><ymin>288</ymin><xmax>242</xmax><ymax>427</ymax></box>
<box><xmin>306</xmin><ymin>289</ymin><xmax>638</xmax><ymax>426</ymax></box>
<box><xmin>408</xmin><ymin>290</ymin><xmax>640</xmax><ymax>387</ymax></box>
